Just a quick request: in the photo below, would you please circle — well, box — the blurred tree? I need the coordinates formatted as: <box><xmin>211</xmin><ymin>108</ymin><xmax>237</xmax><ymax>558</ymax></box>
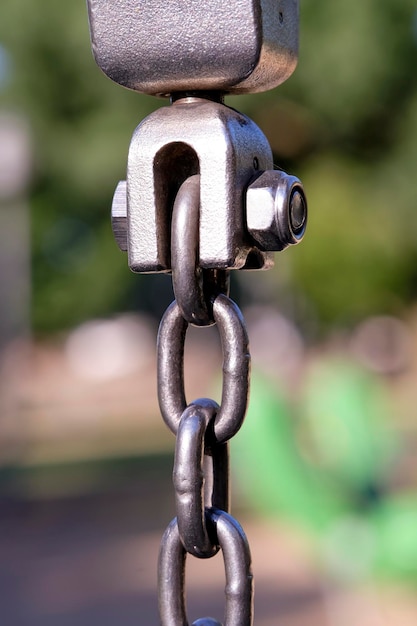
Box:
<box><xmin>0</xmin><ymin>1</ymin><xmax>163</xmax><ymax>331</ymax></box>
<box><xmin>234</xmin><ymin>0</ymin><xmax>417</xmax><ymax>332</ymax></box>
<box><xmin>0</xmin><ymin>0</ymin><xmax>416</xmax><ymax>333</ymax></box>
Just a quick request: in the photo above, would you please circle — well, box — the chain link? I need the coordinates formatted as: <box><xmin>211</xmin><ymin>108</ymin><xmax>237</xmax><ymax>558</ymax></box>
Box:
<box><xmin>173</xmin><ymin>399</ymin><xmax>229</xmax><ymax>558</ymax></box>
<box><xmin>171</xmin><ymin>174</ymin><xmax>230</xmax><ymax>326</ymax></box>
<box><xmin>157</xmin><ymin>294</ymin><xmax>250</xmax><ymax>443</ymax></box>
<box><xmin>158</xmin><ymin>510</ymin><xmax>253</xmax><ymax>626</ymax></box>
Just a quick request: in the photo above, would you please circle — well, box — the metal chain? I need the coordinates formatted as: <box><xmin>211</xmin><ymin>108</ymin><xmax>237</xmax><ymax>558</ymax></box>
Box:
<box><xmin>157</xmin><ymin>176</ymin><xmax>254</xmax><ymax>625</ymax></box>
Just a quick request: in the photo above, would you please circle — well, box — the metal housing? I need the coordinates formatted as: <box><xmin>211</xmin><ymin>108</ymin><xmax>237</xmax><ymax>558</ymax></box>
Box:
<box><xmin>87</xmin><ymin>0</ymin><xmax>299</xmax><ymax>96</ymax></box>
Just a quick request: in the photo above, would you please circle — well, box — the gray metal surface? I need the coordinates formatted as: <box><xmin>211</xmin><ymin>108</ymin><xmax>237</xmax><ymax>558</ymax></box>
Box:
<box><xmin>157</xmin><ymin>294</ymin><xmax>250</xmax><ymax>443</ymax></box>
<box><xmin>87</xmin><ymin>0</ymin><xmax>299</xmax><ymax>96</ymax></box>
<box><xmin>127</xmin><ymin>97</ymin><xmax>274</xmax><ymax>273</ymax></box>
<box><xmin>158</xmin><ymin>510</ymin><xmax>253</xmax><ymax>625</ymax></box>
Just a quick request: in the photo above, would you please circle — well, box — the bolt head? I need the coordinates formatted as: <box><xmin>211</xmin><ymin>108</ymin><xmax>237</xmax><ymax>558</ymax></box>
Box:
<box><xmin>111</xmin><ymin>180</ymin><xmax>128</xmax><ymax>252</ymax></box>
<box><xmin>246</xmin><ymin>170</ymin><xmax>307</xmax><ymax>252</ymax></box>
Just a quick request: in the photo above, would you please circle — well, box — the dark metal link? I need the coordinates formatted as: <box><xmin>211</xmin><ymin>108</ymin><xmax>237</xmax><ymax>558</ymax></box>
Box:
<box><xmin>174</xmin><ymin>399</ymin><xmax>230</xmax><ymax>558</ymax></box>
<box><xmin>158</xmin><ymin>510</ymin><xmax>253</xmax><ymax>626</ymax></box>
<box><xmin>171</xmin><ymin>174</ymin><xmax>230</xmax><ymax>326</ymax></box>
<box><xmin>157</xmin><ymin>293</ymin><xmax>250</xmax><ymax>443</ymax></box>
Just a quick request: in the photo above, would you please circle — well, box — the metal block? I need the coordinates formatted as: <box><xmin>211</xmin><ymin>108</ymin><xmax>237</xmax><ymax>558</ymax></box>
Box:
<box><xmin>87</xmin><ymin>0</ymin><xmax>299</xmax><ymax>96</ymax></box>
<box><xmin>126</xmin><ymin>97</ymin><xmax>274</xmax><ymax>272</ymax></box>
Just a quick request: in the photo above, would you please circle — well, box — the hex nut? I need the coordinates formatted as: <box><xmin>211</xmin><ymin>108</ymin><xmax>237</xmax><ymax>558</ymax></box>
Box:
<box><xmin>111</xmin><ymin>180</ymin><xmax>128</xmax><ymax>251</ymax></box>
<box><xmin>246</xmin><ymin>170</ymin><xmax>307</xmax><ymax>251</ymax></box>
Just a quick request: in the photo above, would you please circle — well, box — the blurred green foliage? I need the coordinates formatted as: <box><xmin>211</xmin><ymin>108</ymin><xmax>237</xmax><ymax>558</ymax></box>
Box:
<box><xmin>0</xmin><ymin>0</ymin><xmax>417</xmax><ymax>333</ymax></box>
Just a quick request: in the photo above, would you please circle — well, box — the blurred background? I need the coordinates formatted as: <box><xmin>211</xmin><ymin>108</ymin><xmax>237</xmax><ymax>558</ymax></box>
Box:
<box><xmin>1</xmin><ymin>0</ymin><xmax>417</xmax><ymax>624</ymax></box>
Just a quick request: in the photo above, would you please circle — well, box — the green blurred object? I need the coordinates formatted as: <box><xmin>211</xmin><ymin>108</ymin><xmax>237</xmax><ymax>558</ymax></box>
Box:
<box><xmin>232</xmin><ymin>369</ymin><xmax>349</xmax><ymax>533</ymax></box>
<box><xmin>301</xmin><ymin>359</ymin><xmax>396</xmax><ymax>494</ymax></box>
<box><xmin>233</xmin><ymin>363</ymin><xmax>417</xmax><ymax>581</ymax></box>
<box><xmin>371</xmin><ymin>493</ymin><xmax>417</xmax><ymax>580</ymax></box>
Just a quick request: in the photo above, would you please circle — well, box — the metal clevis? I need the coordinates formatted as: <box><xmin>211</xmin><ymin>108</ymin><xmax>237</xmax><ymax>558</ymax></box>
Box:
<box><xmin>87</xmin><ymin>0</ymin><xmax>307</xmax><ymax>277</ymax></box>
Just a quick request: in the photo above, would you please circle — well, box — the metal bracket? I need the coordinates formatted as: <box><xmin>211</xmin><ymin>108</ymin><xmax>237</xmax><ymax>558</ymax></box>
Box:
<box><xmin>114</xmin><ymin>97</ymin><xmax>276</xmax><ymax>273</ymax></box>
